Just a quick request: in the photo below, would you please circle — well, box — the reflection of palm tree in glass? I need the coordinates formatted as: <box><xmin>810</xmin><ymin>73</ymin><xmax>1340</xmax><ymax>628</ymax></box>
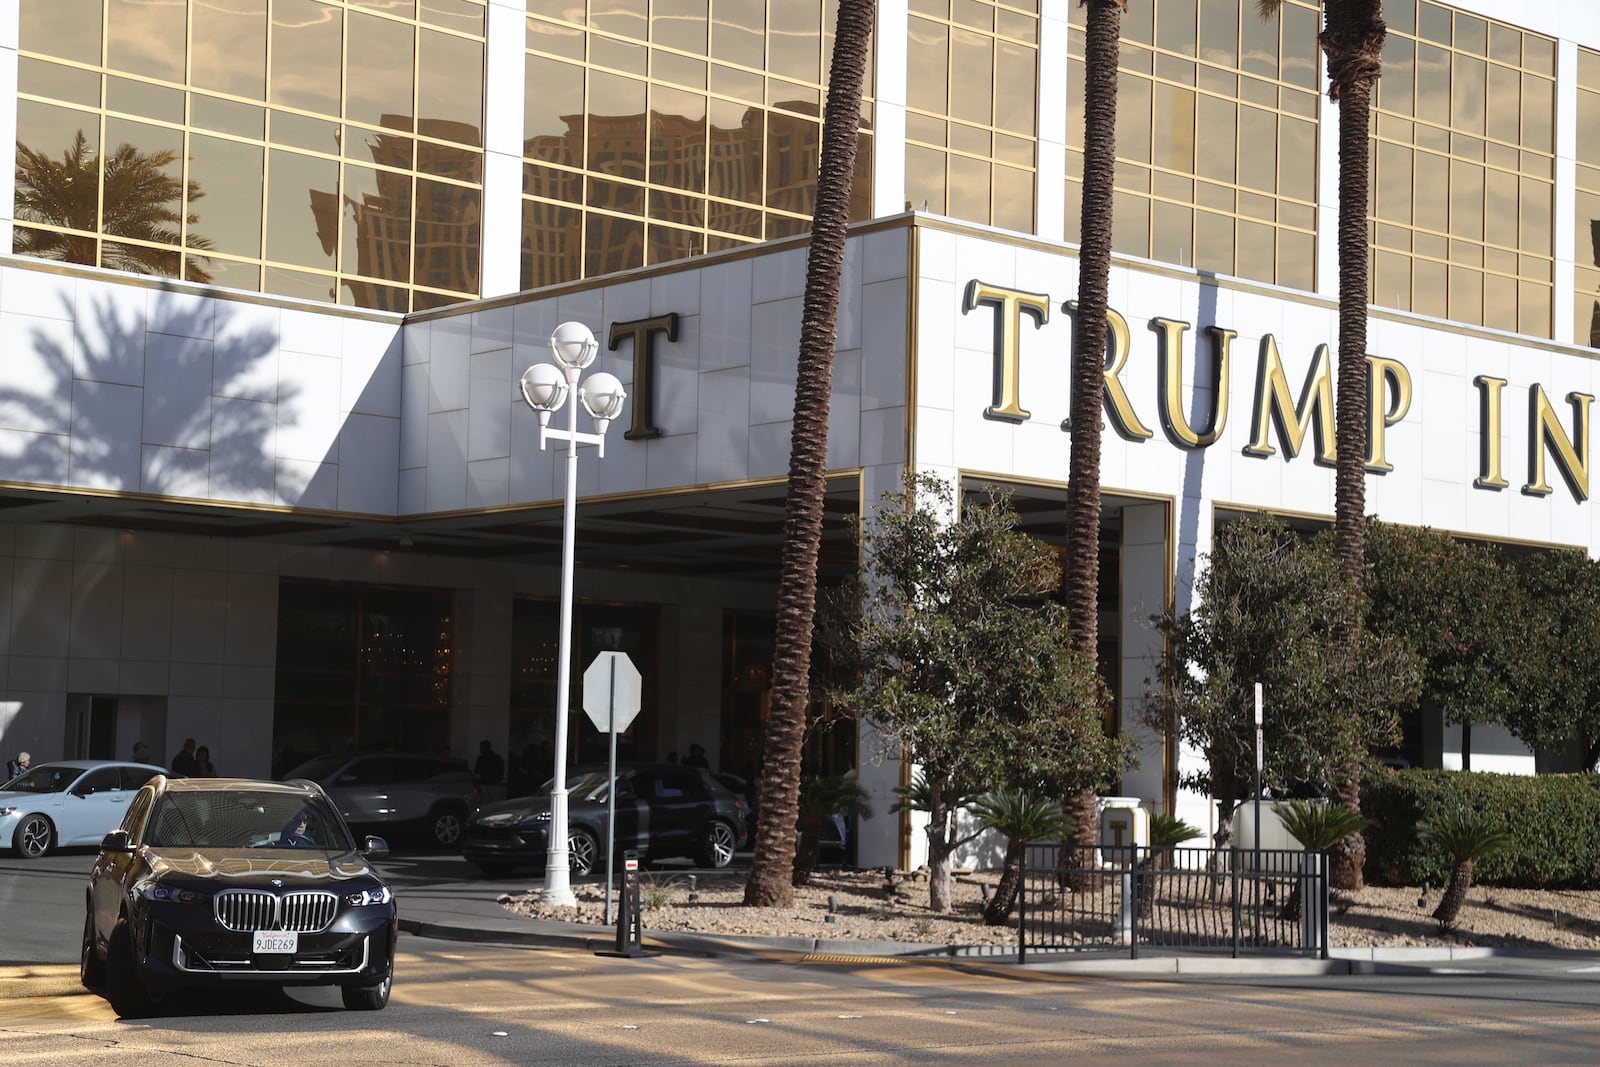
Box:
<box><xmin>15</xmin><ymin>131</ymin><xmax>215</xmax><ymax>283</ymax></box>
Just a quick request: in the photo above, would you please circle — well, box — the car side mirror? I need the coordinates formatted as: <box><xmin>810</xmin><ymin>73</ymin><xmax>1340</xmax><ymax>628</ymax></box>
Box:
<box><xmin>100</xmin><ymin>830</ymin><xmax>134</xmax><ymax>853</ymax></box>
<box><xmin>361</xmin><ymin>835</ymin><xmax>389</xmax><ymax>857</ymax></box>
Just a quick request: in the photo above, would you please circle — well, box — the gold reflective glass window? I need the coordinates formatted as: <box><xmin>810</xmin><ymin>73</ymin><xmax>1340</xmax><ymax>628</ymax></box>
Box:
<box><xmin>768</xmin><ymin>1</ymin><xmax>819</xmax><ymax>84</ymax></box>
<box><xmin>266</xmin><ymin>148</ymin><xmax>339</xmax><ymax>269</ymax></box>
<box><xmin>649</xmin><ymin>86</ymin><xmax>707</xmax><ymax>192</ymax></box>
<box><xmin>346</xmin><ymin>12</ymin><xmax>416</xmax><ymax>133</ymax></box>
<box><xmin>653</xmin><ymin>0</ymin><xmax>706</xmax><ymax>54</ymax></box>
<box><xmin>907</xmin><ymin>17</ymin><xmax>948</xmax><ymax>114</ymax></box>
<box><xmin>188</xmin><ymin>133</ymin><xmax>265</xmax><ymax>258</ymax></box>
<box><xmin>591</xmin><ymin>0</ymin><xmax>646</xmax><ymax>41</ymax></box>
<box><xmin>191</xmin><ymin>0</ymin><xmax>267</xmax><ymax>100</ymax></box>
<box><xmin>421</xmin><ymin>0</ymin><xmax>483</xmax><ymax>35</ymax></box>
<box><xmin>271</xmin><ymin>0</ymin><xmax>343</xmax><ymax>116</ymax></box>
<box><xmin>20</xmin><ymin>0</ymin><xmax>104</xmax><ymax>66</ymax></box>
<box><xmin>22</xmin><ymin>60</ymin><xmax>101</xmax><ymax>109</ymax></box>
<box><xmin>107</xmin><ymin>0</ymin><xmax>185</xmax><ymax>82</ymax></box>
<box><xmin>710</xmin><ymin>0</ymin><xmax>764</xmax><ymax>70</ymax></box>
<box><xmin>418</xmin><ymin>29</ymin><xmax>484</xmax><ymax>143</ymax></box>
<box><xmin>414</xmin><ymin>176</ymin><xmax>480</xmax><ymax>294</ymax></box>
<box><xmin>340</xmin><ymin>163</ymin><xmax>411</xmax><ymax>284</ymax></box>
<box><xmin>525</xmin><ymin>54</ymin><xmax>585</xmax><ymax>156</ymax></box>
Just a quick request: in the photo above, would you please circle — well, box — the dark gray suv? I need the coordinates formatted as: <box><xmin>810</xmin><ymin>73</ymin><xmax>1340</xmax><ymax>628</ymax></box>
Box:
<box><xmin>283</xmin><ymin>753</ymin><xmax>477</xmax><ymax>849</ymax></box>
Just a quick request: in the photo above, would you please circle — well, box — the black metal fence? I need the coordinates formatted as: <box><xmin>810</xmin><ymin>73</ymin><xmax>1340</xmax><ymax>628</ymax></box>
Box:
<box><xmin>1016</xmin><ymin>844</ymin><xmax>1330</xmax><ymax>962</ymax></box>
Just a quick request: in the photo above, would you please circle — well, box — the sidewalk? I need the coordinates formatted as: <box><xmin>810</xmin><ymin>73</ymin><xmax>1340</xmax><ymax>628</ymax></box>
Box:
<box><xmin>394</xmin><ymin>879</ymin><xmax>1600</xmax><ymax>979</ymax></box>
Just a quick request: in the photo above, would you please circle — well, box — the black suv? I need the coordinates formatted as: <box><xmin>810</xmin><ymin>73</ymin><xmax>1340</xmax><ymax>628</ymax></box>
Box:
<box><xmin>464</xmin><ymin>762</ymin><xmax>748</xmax><ymax>877</ymax></box>
<box><xmin>282</xmin><ymin>753</ymin><xmax>478</xmax><ymax>848</ymax></box>
<box><xmin>83</xmin><ymin>775</ymin><xmax>397</xmax><ymax>1018</ymax></box>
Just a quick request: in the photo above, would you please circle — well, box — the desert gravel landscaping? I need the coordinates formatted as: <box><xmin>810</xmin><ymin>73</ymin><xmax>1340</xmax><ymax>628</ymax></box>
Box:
<box><xmin>503</xmin><ymin>867</ymin><xmax>1600</xmax><ymax>952</ymax></box>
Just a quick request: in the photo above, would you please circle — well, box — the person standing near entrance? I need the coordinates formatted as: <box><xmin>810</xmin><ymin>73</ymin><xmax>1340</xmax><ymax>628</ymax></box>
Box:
<box><xmin>474</xmin><ymin>740</ymin><xmax>505</xmax><ymax>803</ymax></box>
<box><xmin>5</xmin><ymin>751</ymin><xmax>29</xmax><ymax>781</ymax></box>
<box><xmin>171</xmin><ymin>738</ymin><xmax>197</xmax><ymax>776</ymax></box>
<box><xmin>193</xmin><ymin>745</ymin><xmax>217</xmax><ymax>776</ymax></box>
<box><xmin>132</xmin><ymin>741</ymin><xmax>154</xmax><ymax>766</ymax></box>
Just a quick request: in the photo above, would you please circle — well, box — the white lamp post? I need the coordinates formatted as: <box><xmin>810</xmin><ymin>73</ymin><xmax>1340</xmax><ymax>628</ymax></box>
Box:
<box><xmin>520</xmin><ymin>321</ymin><xmax>626</xmax><ymax>906</ymax></box>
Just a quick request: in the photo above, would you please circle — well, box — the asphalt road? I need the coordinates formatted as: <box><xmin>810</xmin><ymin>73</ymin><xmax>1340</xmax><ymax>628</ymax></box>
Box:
<box><xmin>7</xmin><ymin>849</ymin><xmax>1600</xmax><ymax>1064</ymax></box>
<box><xmin>4</xmin><ymin>939</ymin><xmax>1600</xmax><ymax>1065</ymax></box>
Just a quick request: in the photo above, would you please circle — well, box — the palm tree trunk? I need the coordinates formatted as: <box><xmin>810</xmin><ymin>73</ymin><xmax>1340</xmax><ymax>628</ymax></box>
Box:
<box><xmin>744</xmin><ymin>0</ymin><xmax>875</xmax><ymax>908</ymax></box>
<box><xmin>1322</xmin><ymin>0</ymin><xmax>1386</xmax><ymax>894</ymax></box>
<box><xmin>792</xmin><ymin>815</ymin><xmax>824</xmax><ymax>887</ymax></box>
<box><xmin>1432</xmin><ymin>858</ymin><xmax>1474</xmax><ymax>926</ymax></box>
<box><xmin>1064</xmin><ymin>0</ymin><xmax>1123</xmax><ymax>883</ymax></box>
<box><xmin>983</xmin><ymin>839</ymin><xmax>1027</xmax><ymax>925</ymax></box>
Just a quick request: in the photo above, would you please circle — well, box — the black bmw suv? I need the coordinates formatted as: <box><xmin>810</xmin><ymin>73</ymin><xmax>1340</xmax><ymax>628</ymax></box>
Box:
<box><xmin>82</xmin><ymin>775</ymin><xmax>397</xmax><ymax>1018</ymax></box>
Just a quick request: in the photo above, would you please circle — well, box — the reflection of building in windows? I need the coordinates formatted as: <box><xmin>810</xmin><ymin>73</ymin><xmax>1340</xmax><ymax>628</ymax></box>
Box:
<box><xmin>518</xmin><ymin>103</ymin><xmax>868</xmax><ymax>290</ymax></box>
<box><xmin>310</xmin><ymin>119</ymin><xmax>482</xmax><ymax>311</ymax></box>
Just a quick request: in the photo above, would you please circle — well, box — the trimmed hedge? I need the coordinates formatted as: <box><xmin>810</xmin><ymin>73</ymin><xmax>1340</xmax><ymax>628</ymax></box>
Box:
<box><xmin>1361</xmin><ymin>769</ymin><xmax>1600</xmax><ymax>889</ymax></box>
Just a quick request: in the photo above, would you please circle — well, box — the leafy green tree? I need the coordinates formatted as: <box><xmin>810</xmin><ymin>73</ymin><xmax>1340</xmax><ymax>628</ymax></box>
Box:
<box><xmin>745</xmin><ymin>0</ymin><xmax>874</xmax><ymax>909</ymax></box>
<box><xmin>1150</xmin><ymin>515</ymin><xmax>1419</xmax><ymax>845</ymax></box>
<box><xmin>1365</xmin><ymin>522</ymin><xmax>1525</xmax><ymax>768</ymax></box>
<box><xmin>968</xmin><ymin>789</ymin><xmax>1074</xmax><ymax>925</ymax></box>
<box><xmin>829</xmin><ymin>475</ymin><xmax>1129</xmax><ymax>912</ymax></box>
<box><xmin>15</xmin><ymin>131</ymin><xmax>214</xmax><ymax>283</ymax></box>
<box><xmin>1505</xmin><ymin>549</ymin><xmax>1600</xmax><ymax>771</ymax></box>
<box><xmin>1418</xmin><ymin>806</ymin><xmax>1513</xmax><ymax>927</ymax></box>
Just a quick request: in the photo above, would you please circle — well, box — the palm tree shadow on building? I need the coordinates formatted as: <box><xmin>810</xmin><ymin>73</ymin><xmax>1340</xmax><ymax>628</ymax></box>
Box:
<box><xmin>0</xmin><ymin>288</ymin><xmax>287</xmax><ymax>499</ymax></box>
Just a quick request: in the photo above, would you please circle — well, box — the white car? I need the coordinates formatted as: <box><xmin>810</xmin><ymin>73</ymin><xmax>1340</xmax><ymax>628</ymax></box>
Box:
<box><xmin>1</xmin><ymin>760</ymin><xmax>166</xmax><ymax>858</ymax></box>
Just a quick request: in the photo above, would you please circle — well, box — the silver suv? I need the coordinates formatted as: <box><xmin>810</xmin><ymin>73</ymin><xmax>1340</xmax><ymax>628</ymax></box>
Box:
<box><xmin>282</xmin><ymin>753</ymin><xmax>477</xmax><ymax>849</ymax></box>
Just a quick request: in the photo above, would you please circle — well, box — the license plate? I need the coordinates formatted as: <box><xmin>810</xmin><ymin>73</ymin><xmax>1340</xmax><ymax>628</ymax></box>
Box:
<box><xmin>253</xmin><ymin>931</ymin><xmax>298</xmax><ymax>954</ymax></box>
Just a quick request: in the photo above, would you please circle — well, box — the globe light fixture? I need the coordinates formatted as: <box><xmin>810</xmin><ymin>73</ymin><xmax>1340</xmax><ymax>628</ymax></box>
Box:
<box><xmin>519</xmin><ymin>321</ymin><xmax>627</xmax><ymax>906</ymax></box>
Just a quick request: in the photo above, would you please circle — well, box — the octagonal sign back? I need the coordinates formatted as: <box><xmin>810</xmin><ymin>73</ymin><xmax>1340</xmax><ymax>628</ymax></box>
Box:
<box><xmin>582</xmin><ymin>650</ymin><xmax>642</xmax><ymax>733</ymax></box>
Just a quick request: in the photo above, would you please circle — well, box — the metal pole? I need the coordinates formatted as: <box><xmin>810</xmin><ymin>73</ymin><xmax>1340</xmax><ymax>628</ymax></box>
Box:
<box><xmin>604</xmin><ymin>656</ymin><xmax>618</xmax><ymax>925</ymax></box>
<box><xmin>541</xmin><ymin>364</ymin><xmax>582</xmax><ymax>907</ymax></box>
<box><xmin>1253</xmin><ymin>683</ymin><xmax>1262</xmax><ymax>949</ymax></box>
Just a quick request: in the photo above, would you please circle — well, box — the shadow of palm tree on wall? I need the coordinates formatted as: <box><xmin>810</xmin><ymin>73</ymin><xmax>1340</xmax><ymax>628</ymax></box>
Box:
<box><xmin>2</xmin><ymin>286</ymin><xmax>289</xmax><ymax>501</ymax></box>
<box><xmin>15</xmin><ymin>131</ymin><xmax>216</xmax><ymax>284</ymax></box>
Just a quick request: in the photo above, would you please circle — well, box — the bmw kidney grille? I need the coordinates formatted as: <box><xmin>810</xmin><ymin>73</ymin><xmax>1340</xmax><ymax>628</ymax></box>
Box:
<box><xmin>213</xmin><ymin>889</ymin><xmax>339</xmax><ymax>933</ymax></box>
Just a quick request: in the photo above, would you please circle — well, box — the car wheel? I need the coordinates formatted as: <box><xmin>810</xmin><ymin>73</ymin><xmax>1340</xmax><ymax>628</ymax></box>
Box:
<box><xmin>428</xmin><ymin>805</ymin><xmax>466</xmax><ymax>849</ymax></box>
<box><xmin>13</xmin><ymin>813</ymin><xmax>54</xmax><ymax>859</ymax></box>
<box><xmin>472</xmin><ymin>861</ymin><xmax>514</xmax><ymax>878</ymax></box>
<box><xmin>105</xmin><ymin>920</ymin><xmax>157</xmax><ymax>1019</ymax></box>
<box><xmin>80</xmin><ymin>907</ymin><xmax>105</xmax><ymax>990</ymax></box>
<box><xmin>567</xmin><ymin>828</ymin><xmax>598</xmax><ymax>877</ymax></box>
<box><xmin>341</xmin><ymin>970</ymin><xmax>392</xmax><ymax>1011</ymax></box>
<box><xmin>698</xmin><ymin>820</ymin><xmax>737</xmax><ymax>869</ymax></box>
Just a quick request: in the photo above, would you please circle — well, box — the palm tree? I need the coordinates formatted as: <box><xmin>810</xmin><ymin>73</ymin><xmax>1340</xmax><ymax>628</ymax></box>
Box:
<box><xmin>15</xmin><ymin>131</ymin><xmax>215</xmax><ymax>283</ymax></box>
<box><xmin>969</xmin><ymin>789</ymin><xmax>1075</xmax><ymax>925</ymax></box>
<box><xmin>744</xmin><ymin>0</ymin><xmax>875</xmax><ymax>909</ymax></box>
<box><xmin>1135</xmin><ymin>811</ymin><xmax>1203</xmax><ymax>919</ymax></box>
<box><xmin>1272</xmin><ymin>798</ymin><xmax>1368</xmax><ymax>918</ymax></box>
<box><xmin>1256</xmin><ymin>0</ymin><xmax>1388</xmax><ymax>891</ymax></box>
<box><xmin>1063</xmin><ymin>0</ymin><xmax>1128</xmax><ymax>879</ymax></box>
<box><xmin>1418</xmin><ymin>806</ymin><xmax>1512</xmax><ymax>928</ymax></box>
<box><xmin>793</xmin><ymin>773</ymin><xmax>873</xmax><ymax>887</ymax></box>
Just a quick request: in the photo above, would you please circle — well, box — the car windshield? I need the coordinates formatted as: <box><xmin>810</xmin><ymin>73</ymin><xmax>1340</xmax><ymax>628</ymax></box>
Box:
<box><xmin>282</xmin><ymin>756</ymin><xmax>351</xmax><ymax>782</ymax></box>
<box><xmin>2</xmin><ymin>764</ymin><xmax>81</xmax><ymax>794</ymax></box>
<box><xmin>145</xmin><ymin>791</ymin><xmax>353</xmax><ymax>851</ymax></box>
<box><xmin>567</xmin><ymin>771</ymin><xmax>615</xmax><ymax>802</ymax></box>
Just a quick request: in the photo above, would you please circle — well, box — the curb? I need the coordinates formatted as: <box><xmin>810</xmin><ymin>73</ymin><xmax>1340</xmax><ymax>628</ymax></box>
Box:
<box><xmin>0</xmin><ymin>965</ymin><xmax>90</xmax><ymax>1000</ymax></box>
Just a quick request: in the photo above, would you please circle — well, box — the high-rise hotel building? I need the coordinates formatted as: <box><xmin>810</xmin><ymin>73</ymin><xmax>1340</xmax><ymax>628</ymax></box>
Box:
<box><xmin>0</xmin><ymin>0</ymin><xmax>1594</xmax><ymax>863</ymax></box>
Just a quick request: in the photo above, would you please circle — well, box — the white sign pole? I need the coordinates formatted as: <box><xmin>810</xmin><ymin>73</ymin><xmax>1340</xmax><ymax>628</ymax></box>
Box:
<box><xmin>605</xmin><ymin>655</ymin><xmax>619</xmax><ymax>925</ymax></box>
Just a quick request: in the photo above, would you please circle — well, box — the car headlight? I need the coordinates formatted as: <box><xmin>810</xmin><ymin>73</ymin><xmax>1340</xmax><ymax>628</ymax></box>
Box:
<box><xmin>346</xmin><ymin>886</ymin><xmax>393</xmax><ymax>906</ymax></box>
<box><xmin>137</xmin><ymin>883</ymin><xmax>210</xmax><ymax>904</ymax></box>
